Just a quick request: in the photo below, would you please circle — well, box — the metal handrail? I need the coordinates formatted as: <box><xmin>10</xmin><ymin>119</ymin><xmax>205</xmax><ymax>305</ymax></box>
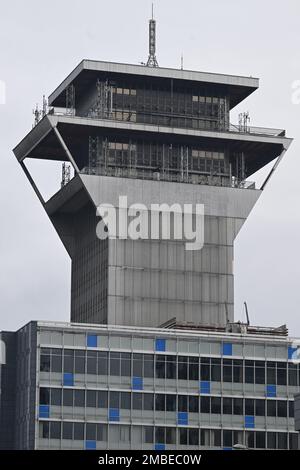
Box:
<box><xmin>49</xmin><ymin>108</ymin><xmax>285</xmax><ymax>138</ymax></box>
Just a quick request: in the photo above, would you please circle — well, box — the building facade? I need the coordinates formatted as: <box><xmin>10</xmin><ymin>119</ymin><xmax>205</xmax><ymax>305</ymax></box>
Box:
<box><xmin>2</xmin><ymin>35</ymin><xmax>298</xmax><ymax>450</ymax></box>
<box><xmin>1</xmin><ymin>321</ymin><xmax>299</xmax><ymax>450</ymax></box>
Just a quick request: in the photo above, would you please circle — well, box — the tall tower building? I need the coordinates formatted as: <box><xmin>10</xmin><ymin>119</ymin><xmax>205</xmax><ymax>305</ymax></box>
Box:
<box><xmin>13</xmin><ymin>56</ymin><xmax>291</xmax><ymax>329</ymax></box>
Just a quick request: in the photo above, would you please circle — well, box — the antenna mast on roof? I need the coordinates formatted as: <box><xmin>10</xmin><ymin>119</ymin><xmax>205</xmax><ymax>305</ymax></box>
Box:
<box><xmin>146</xmin><ymin>4</ymin><xmax>159</xmax><ymax>67</ymax></box>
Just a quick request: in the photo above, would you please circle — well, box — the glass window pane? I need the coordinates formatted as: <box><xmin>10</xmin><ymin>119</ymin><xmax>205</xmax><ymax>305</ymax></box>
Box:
<box><xmin>166</xmin><ymin>394</ymin><xmax>176</xmax><ymax>411</ymax></box>
<box><xmin>98</xmin><ymin>391</ymin><xmax>108</xmax><ymax>408</ymax></box>
<box><xmin>200</xmin><ymin>397</ymin><xmax>210</xmax><ymax>413</ymax></box>
<box><xmin>255</xmin><ymin>361</ymin><xmax>265</xmax><ymax>384</ymax></box>
<box><xmin>40</xmin><ymin>388</ymin><xmax>50</xmax><ymax>405</ymax></box>
<box><xmin>178</xmin><ymin>356</ymin><xmax>188</xmax><ymax>380</ymax></box>
<box><xmin>255</xmin><ymin>399</ymin><xmax>265</xmax><ymax>416</ymax></box>
<box><xmin>155</xmin><ymin>394</ymin><xmax>165</xmax><ymax>411</ymax></box>
<box><xmin>189</xmin><ymin>357</ymin><xmax>199</xmax><ymax>381</ymax></box>
<box><xmin>267</xmin><ymin>432</ymin><xmax>276</xmax><ymax>449</ymax></box>
<box><xmin>166</xmin><ymin>356</ymin><xmax>176</xmax><ymax>379</ymax></box>
<box><xmin>98</xmin><ymin>352</ymin><xmax>108</xmax><ymax>375</ymax></box>
<box><xmin>277</xmin><ymin>363</ymin><xmax>287</xmax><ymax>385</ymax></box>
<box><xmin>121</xmin><ymin>392</ymin><xmax>131</xmax><ymax>409</ymax></box>
<box><xmin>52</xmin><ymin>349</ymin><xmax>62</xmax><ymax>373</ymax></box>
<box><xmin>144</xmin><ymin>393</ymin><xmax>154</xmax><ymax>411</ymax></box>
<box><xmin>63</xmin><ymin>350</ymin><xmax>74</xmax><ymax>373</ymax></box>
<box><xmin>189</xmin><ymin>396</ymin><xmax>199</xmax><ymax>413</ymax></box>
<box><xmin>245</xmin><ymin>399</ymin><xmax>254</xmax><ymax>415</ymax></box>
<box><xmin>223</xmin><ymin>397</ymin><xmax>232</xmax><ymax>414</ymax></box>
<box><xmin>63</xmin><ymin>389</ymin><xmax>73</xmax><ymax>407</ymax></box>
<box><xmin>211</xmin><ymin>397</ymin><xmax>221</xmax><ymax>414</ymax></box>
<box><xmin>233</xmin><ymin>398</ymin><xmax>243</xmax><ymax>415</ymax></box>
<box><xmin>267</xmin><ymin>401</ymin><xmax>276</xmax><ymax>417</ymax></box>
<box><xmin>74</xmin><ymin>350</ymin><xmax>85</xmax><ymax>374</ymax></box>
<box><xmin>121</xmin><ymin>353</ymin><xmax>131</xmax><ymax>376</ymax></box>
<box><xmin>211</xmin><ymin>358</ymin><xmax>221</xmax><ymax>381</ymax></box>
<box><xmin>50</xmin><ymin>421</ymin><xmax>61</xmax><ymax>439</ymax></box>
<box><xmin>133</xmin><ymin>353</ymin><xmax>143</xmax><ymax>376</ymax></box>
<box><xmin>40</xmin><ymin>349</ymin><xmax>50</xmax><ymax>372</ymax></box>
<box><xmin>156</xmin><ymin>356</ymin><xmax>165</xmax><ymax>379</ymax></box>
<box><xmin>155</xmin><ymin>427</ymin><xmax>165</xmax><ymax>444</ymax></box>
<box><xmin>74</xmin><ymin>422</ymin><xmax>84</xmax><ymax>440</ymax></box>
<box><xmin>97</xmin><ymin>424</ymin><xmax>107</xmax><ymax>441</ymax></box>
<box><xmin>40</xmin><ymin>421</ymin><xmax>49</xmax><ymax>439</ymax></box>
<box><xmin>133</xmin><ymin>393</ymin><xmax>143</xmax><ymax>410</ymax></box>
<box><xmin>86</xmin><ymin>423</ymin><xmax>96</xmax><ymax>440</ymax></box>
<box><xmin>277</xmin><ymin>400</ymin><xmax>287</xmax><ymax>417</ymax></box>
<box><xmin>166</xmin><ymin>428</ymin><xmax>176</xmax><ymax>444</ymax></box>
<box><xmin>51</xmin><ymin>388</ymin><xmax>62</xmax><ymax>406</ymax></box>
<box><xmin>74</xmin><ymin>389</ymin><xmax>85</xmax><ymax>407</ymax></box>
<box><xmin>278</xmin><ymin>432</ymin><xmax>287</xmax><ymax>449</ymax></box>
<box><xmin>144</xmin><ymin>355</ymin><xmax>154</xmax><ymax>378</ymax></box>
<box><xmin>110</xmin><ymin>391</ymin><xmax>119</xmax><ymax>409</ymax></box>
<box><xmin>256</xmin><ymin>431</ymin><xmax>266</xmax><ymax>449</ymax></box>
<box><xmin>87</xmin><ymin>351</ymin><xmax>97</xmax><ymax>375</ymax></box>
<box><xmin>188</xmin><ymin>429</ymin><xmax>199</xmax><ymax>446</ymax></box>
<box><xmin>86</xmin><ymin>390</ymin><xmax>96</xmax><ymax>408</ymax></box>
<box><xmin>245</xmin><ymin>360</ymin><xmax>254</xmax><ymax>383</ymax></box>
<box><xmin>62</xmin><ymin>422</ymin><xmax>72</xmax><ymax>439</ymax></box>
<box><xmin>179</xmin><ymin>428</ymin><xmax>188</xmax><ymax>445</ymax></box>
<box><xmin>144</xmin><ymin>426</ymin><xmax>153</xmax><ymax>443</ymax></box>
<box><xmin>178</xmin><ymin>395</ymin><xmax>188</xmax><ymax>412</ymax></box>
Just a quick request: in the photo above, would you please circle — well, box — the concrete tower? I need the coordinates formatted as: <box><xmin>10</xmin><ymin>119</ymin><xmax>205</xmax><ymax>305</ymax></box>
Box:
<box><xmin>13</xmin><ymin>60</ymin><xmax>291</xmax><ymax>328</ymax></box>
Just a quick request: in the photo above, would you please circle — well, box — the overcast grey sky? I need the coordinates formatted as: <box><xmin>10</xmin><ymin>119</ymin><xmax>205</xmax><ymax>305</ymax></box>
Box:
<box><xmin>0</xmin><ymin>0</ymin><xmax>300</xmax><ymax>334</ymax></box>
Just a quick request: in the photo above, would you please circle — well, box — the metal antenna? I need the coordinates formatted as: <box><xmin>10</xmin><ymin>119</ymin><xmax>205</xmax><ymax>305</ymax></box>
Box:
<box><xmin>244</xmin><ymin>301</ymin><xmax>250</xmax><ymax>325</ymax></box>
<box><xmin>42</xmin><ymin>95</ymin><xmax>48</xmax><ymax>117</ymax></box>
<box><xmin>181</xmin><ymin>53</ymin><xmax>184</xmax><ymax>70</ymax></box>
<box><xmin>225</xmin><ymin>303</ymin><xmax>230</xmax><ymax>324</ymax></box>
<box><xmin>146</xmin><ymin>4</ymin><xmax>159</xmax><ymax>67</ymax></box>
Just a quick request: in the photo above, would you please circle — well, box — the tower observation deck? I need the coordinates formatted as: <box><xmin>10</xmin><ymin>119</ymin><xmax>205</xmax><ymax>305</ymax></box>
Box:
<box><xmin>13</xmin><ymin>58</ymin><xmax>292</xmax><ymax>328</ymax></box>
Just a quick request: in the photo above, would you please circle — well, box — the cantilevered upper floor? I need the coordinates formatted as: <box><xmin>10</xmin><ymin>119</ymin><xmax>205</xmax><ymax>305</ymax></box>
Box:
<box><xmin>46</xmin><ymin>60</ymin><xmax>262</xmax><ymax>135</ymax></box>
<box><xmin>13</xmin><ymin>59</ymin><xmax>292</xmax><ymax>203</ymax></box>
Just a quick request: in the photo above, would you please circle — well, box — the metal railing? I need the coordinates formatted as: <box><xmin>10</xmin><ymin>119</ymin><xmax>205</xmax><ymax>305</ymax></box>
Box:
<box><xmin>80</xmin><ymin>165</ymin><xmax>255</xmax><ymax>190</ymax></box>
<box><xmin>50</xmin><ymin>108</ymin><xmax>285</xmax><ymax>138</ymax></box>
<box><xmin>229</xmin><ymin>123</ymin><xmax>285</xmax><ymax>137</ymax></box>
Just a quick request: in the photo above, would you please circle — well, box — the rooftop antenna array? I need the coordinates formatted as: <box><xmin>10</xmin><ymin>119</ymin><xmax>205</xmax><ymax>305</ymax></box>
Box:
<box><xmin>32</xmin><ymin>104</ymin><xmax>41</xmax><ymax>127</ymax></box>
<box><xmin>61</xmin><ymin>162</ymin><xmax>71</xmax><ymax>188</ymax></box>
<box><xmin>146</xmin><ymin>4</ymin><xmax>159</xmax><ymax>67</ymax></box>
<box><xmin>32</xmin><ymin>95</ymin><xmax>48</xmax><ymax>127</ymax></box>
<box><xmin>239</xmin><ymin>111</ymin><xmax>250</xmax><ymax>133</ymax></box>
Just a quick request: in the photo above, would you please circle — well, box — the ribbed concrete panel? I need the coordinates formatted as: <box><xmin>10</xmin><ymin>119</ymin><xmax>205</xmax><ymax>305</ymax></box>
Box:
<box><xmin>74</xmin><ymin>175</ymin><xmax>260</xmax><ymax>327</ymax></box>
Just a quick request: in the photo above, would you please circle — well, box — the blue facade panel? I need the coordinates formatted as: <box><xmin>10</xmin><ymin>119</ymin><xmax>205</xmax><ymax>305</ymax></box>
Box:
<box><xmin>109</xmin><ymin>408</ymin><xmax>120</xmax><ymax>422</ymax></box>
<box><xmin>63</xmin><ymin>373</ymin><xmax>74</xmax><ymax>387</ymax></box>
<box><xmin>87</xmin><ymin>334</ymin><xmax>98</xmax><ymax>348</ymax></box>
<box><xmin>222</xmin><ymin>343</ymin><xmax>233</xmax><ymax>356</ymax></box>
<box><xmin>288</xmin><ymin>346</ymin><xmax>298</xmax><ymax>360</ymax></box>
<box><xmin>177</xmin><ymin>412</ymin><xmax>188</xmax><ymax>425</ymax></box>
<box><xmin>39</xmin><ymin>404</ymin><xmax>50</xmax><ymax>418</ymax></box>
<box><xmin>132</xmin><ymin>376</ymin><xmax>143</xmax><ymax>390</ymax></box>
<box><xmin>266</xmin><ymin>385</ymin><xmax>276</xmax><ymax>398</ymax></box>
<box><xmin>155</xmin><ymin>443</ymin><xmax>165</xmax><ymax>450</ymax></box>
<box><xmin>155</xmin><ymin>339</ymin><xmax>166</xmax><ymax>352</ymax></box>
<box><xmin>85</xmin><ymin>440</ymin><xmax>96</xmax><ymax>450</ymax></box>
<box><xmin>200</xmin><ymin>381</ymin><xmax>211</xmax><ymax>394</ymax></box>
<box><xmin>245</xmin><ymin>415</ymin><xmax>255</xmax><ymax>428</ymax></box>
